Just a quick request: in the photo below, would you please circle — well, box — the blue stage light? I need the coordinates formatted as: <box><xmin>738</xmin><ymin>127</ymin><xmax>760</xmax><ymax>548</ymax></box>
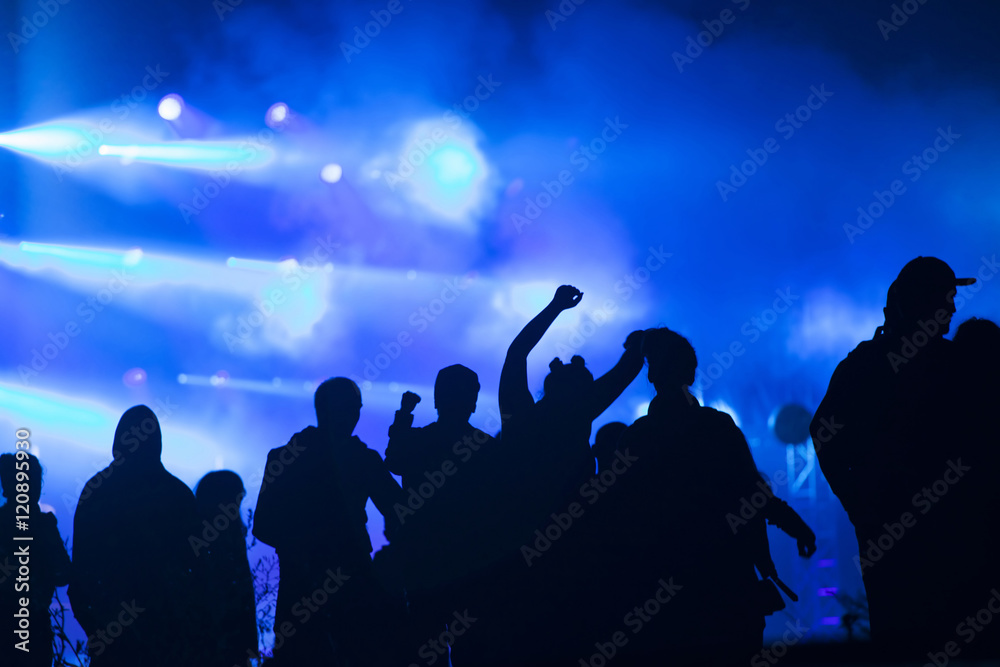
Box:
<box><xmin>427</xmin><ymin>146</ymin><xmax>477</xmax><ymax>187</ymax></box>
<box><xmin>97</xmin><ymin>141</ymin><xmax>272</xmax><ymax>169</ymax></box>
<box><xmin>0</xmin><ymin>123</ymin><xmax>102</xmax><ymax>159</ymax></box>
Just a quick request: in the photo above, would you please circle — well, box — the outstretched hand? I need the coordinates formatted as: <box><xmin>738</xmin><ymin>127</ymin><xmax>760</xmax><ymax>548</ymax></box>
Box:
<box><xmin>400</xmin><ymin>391</ymin><xmax>421</xmax><ymax>413</ymax></box>
<box><xmin>552</xmin><ymin>285</ymin><xmax>583</xmax><ymax>311</ymax></box>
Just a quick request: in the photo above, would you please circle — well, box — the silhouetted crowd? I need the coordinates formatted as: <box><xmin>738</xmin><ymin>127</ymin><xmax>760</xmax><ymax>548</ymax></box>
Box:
<box><xmin>2</xmin><ymin>257</ymin><xmax>998</xmax><ymax>667</ymax></box>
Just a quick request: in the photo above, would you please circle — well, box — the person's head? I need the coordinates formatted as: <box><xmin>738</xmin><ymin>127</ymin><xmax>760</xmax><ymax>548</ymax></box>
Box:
<box><xmin>434</xmin><ymin>364</ymin><xmax>480</xmax><ymax>422</ymax></box>
<box><xmin>0</xmin><ymin>452</ymin><xmax>42</xmax><ymax>504</ymax></box>
<box><xmin>195</xmin><ymin>470</ymin><xmax>246</xmax><ymax>533</ymax></box>
<box><xmin>953</xmin><ymin>317</ymin><xmax>1000</xmax><ymax>366</ymax></box>
<box><xmin>315</xmin><ymin>377</ymin><xmax>362</xmax><ymax>437</ymax></box>
<box><xmin>884</xmin><ymin>257</ymin><xmax>975</xmax><ymax>336</ymax></box>
<box><xmin>593</xmin><ymin>422</ymin><xmax>628</xmax><ymax>471</ymax></box>
<box><xmin>642</xmin><ymin>328</ymin><xmax>697</xmax><ymax>394</ymax></box>
<box><xmin>542</xmin><ymin>356</ymin><xmax>594</xmax><ymax>407</ymax></box>
<box><xmin>112</xmin><ymin>405</ymin><xmax>163</xmax><ymax>469</ymax></box>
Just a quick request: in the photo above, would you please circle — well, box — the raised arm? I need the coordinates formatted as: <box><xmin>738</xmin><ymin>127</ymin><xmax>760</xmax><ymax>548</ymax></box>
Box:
<box><xmin>588</xmin><ymin>330</ymin><xmax>645</xmax><ymax>420</ymax></box>
<box><xmin>499</xmin><ymin>285</ymin><xmax>583</xmax><ymax>419</ymax></box>
<box><xmin>384</xmin><ymin>391</ymin><xmax>422</xmax><ymax>479</ymax></box>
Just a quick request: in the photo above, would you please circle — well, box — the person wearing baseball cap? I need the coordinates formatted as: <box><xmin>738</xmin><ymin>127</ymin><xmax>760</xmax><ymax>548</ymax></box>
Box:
<box><xmin>878</xmin><ymin>256</ymin><xmax>976</xmax><ymax>338</ymax></box>
<box><xmin>811</xmin><ymin>256</ymin><xmax>987</xmax><ymax>657</ymax></box>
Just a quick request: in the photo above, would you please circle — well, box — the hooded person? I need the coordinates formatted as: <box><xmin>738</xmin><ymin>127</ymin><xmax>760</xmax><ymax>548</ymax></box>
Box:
<box><xmin>68</xmin><ymin>405</ymin><xmax>209</xmax><ymax>667</ymax></box>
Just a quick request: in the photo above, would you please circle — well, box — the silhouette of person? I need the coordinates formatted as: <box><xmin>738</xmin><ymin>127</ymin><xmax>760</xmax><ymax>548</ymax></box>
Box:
<box><xmin>592</xmin><ymin>421</ymin><xmax>628</xmax><ymax>473</ymax></box>
<box><xmin>68</xmin><ymin>405</ymin><xmax>208</xmax><ymax>667</ymax></box>
<box><xmin>452</xmin><ymin>286</ymin><xmax>644</xmax><ymax>666</ymax></box>
<box><xmin>383</xmin><ymin>366</ymin><xmax>498</xmax><ymax>649</ymax></box>
<box><xmin>193</xmin><ymin>471</ymin><xmax>257</xmax><ymax>667</ymax></box>
<box><xmin>497</xmin><ymin>285</ymin><xmax>645</xmax><ymax>530</ymax></box>
<box><xmin>592</xmin><ymin>327</ymin><xmax>776</xmax><ymax>664</ymax></box>
<box><xmin>953</xmin><ymin>315</ymin><xmax>1000</xmax><ymax>652</ymax></box>
<box><xmin>252</xmin><ymin>377</ymin><xmax>405</xmax><ymax>666</ymax></box>
<box><xmin>0</xmin><ymin>451</ymin><xmax>70</xmax><ymax>667</ymax></box>
<box><xmin>811</xmin><ymin>257</ymin><xmax>988</xmax><ymax>654</ymax></box>
<box><xmin>385</xmin><ymin>364</ymin><xmax>494</xmax><ymax>495</ymax></box>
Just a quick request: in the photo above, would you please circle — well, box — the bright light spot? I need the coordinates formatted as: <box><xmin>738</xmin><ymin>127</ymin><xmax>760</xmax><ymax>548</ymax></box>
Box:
<box><xmin>123</xmin><ymin>367</ymin><xmax>147</xmax><ymax>388</ymax></box>
<box><xmin>178</xmin><ymin>373</ymin><xmax>188</xmax><ymax>384</ymax></box>
<box><xmin>267</xmin><ymin>102</ymin><xmax>289</xmax><ymax>126</ymax></box>
<box><xmin>123</xmin><ymin>248</ymin><xmax>143</xmax><ymax>266</ymax></box>
<box><xmin>388</xmin><ymin>382</ymin><xmax>400</xmax><ymax>393</ymax></box>
<box><xmin>428</xmin><ymin>146</ymin><xmax>477</xmax><ymax>186</ymax></box>
<box><xmin>320</xmin><ymin>163</ymin><xmax>343</xmax><ymax>183</ymax></box>
<box><xmin>635</xmin><ymin>401</ymin><xmax>650</xmax><ymax>419</ymax></box>
<box><xmin>39</xmin><ymin>502</ymin><xmax>55</xmax><ymax>513</ymax></box>
<box><xmin>406</xmin><ymin>270</ymin><xmax>417</xmax><ymax>280</ymax></box>
<box><xmin>158</xmin><ymin>95</ymin><xmax>184</xmax><ymax>121</ymax></box>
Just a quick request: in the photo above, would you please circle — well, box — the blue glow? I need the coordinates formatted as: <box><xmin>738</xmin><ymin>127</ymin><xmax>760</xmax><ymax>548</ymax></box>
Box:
<box><xmin>98</xmin><ymin>141</ymin><xmax>273</xmax><ymax>169</ymax></box>
<box><xmin>0</xmin><ymin>123</ymin><xmax>103</xmax><ymax>158</ymax></box>
<box><xmin>0</xmin><ymin>384</ymin><xmax>112</xmax><ymax>432</ymax></box>
<box><xmin>428</xmin><ymin>146</ymin><xmax>477</xmax><ymax>187</ymax></box>
<box><xmin>17</xmin><ymin>242</ymin><xmax>143</xmax><ymax>268</ymax></box>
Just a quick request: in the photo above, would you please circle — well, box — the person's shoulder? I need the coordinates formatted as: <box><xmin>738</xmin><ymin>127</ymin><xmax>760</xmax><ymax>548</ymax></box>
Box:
<box><xmin>269</xmin><ymin>426</ymin><xmax>317</xmax><ymax>457</ymax></box>
<box><xmin>160</xmin><ymin>470</ymin><xmax>196</xmax><ymax>500</ymax></box>
<box><xmin>697</xmin><ymin>405</ymin><xmax>739</xmax><ymax>429</ymax></box>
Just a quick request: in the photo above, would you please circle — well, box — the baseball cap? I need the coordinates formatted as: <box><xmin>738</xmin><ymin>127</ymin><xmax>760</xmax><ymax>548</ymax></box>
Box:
<box><xmin>892</xmin><ymin>257</ymin><xmax>975</xmax><ymax>295</ymax></box>
<box><xmin>885</xmin><ymin>257</ymin><xmax>975</xmax><ymax>322</ymax></box>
